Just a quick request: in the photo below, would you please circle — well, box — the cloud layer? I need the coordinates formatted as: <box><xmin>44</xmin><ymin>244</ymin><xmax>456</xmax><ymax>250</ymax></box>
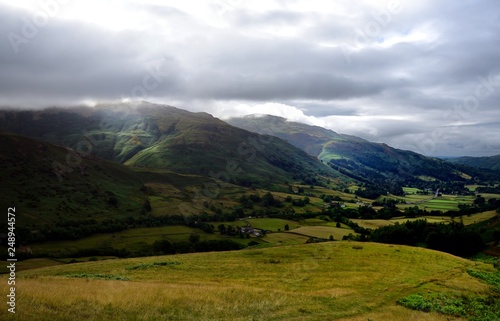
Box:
<box><xmin>1</xmin><ymin>0</ymin><xmax>499</xmax><ymax>156</ymax></box>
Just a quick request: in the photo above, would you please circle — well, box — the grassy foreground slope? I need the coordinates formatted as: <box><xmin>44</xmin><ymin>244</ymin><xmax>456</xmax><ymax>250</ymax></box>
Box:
<box><xmin>5</xmin><ymin>242</ymin><xmax>497</xmax><ymax>321</ymax></box>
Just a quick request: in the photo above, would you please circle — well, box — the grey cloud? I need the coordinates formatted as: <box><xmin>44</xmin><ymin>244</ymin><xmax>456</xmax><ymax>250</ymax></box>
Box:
<box><xmin>1</xmin><ymin>1</ymin><xmax>500</xmax><ymax>156</ymax></box>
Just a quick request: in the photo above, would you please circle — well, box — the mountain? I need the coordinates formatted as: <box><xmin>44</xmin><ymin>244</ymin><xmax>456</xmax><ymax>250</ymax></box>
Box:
<box><xmin>0</xmin><ymin>102</ymin><xmax>339</xmax><ymax>188</ymax></box>
<box><xmin>227</xmin><ymin>115</ymin><xmax>499</xmax><ymax>193</ymax></box>
<box><xmin>447</xmin><ymin>155</ymin><xmax>500</xmax><ymax>171</ymax></box>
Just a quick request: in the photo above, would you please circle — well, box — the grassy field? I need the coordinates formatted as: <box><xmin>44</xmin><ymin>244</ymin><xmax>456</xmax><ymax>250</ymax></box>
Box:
<box><xmin>4</xmin><ymin>241</ymin><xmax>496</xmax><ymax>321</ymax></box>
<box><xmin>246</xmin><ymin>218</ymin><xmax>301</xmax><ymax>231</ymax></box>
<box><xmin>261</xmin><ymin>232</ymin><xmax>310</xmax><ymax>245</ymax></box>
<box><xmin>352</xmin><ymin>211</ymin><xmax>498</xmax><ymax>229</ymax></box>
<box><xmin>290</xmin><ymin>226</ymin><xmax>356</xmax><ymax>240</ymax></box>
<box><xmin>29</xmin><ymin>225</ymin><xmax>249</xmax><ymax>257</ymax></box>
<box><xmin>461</xmin><ymin>210</ymin><xmax>498</xmax><ymax>225</ymax></box>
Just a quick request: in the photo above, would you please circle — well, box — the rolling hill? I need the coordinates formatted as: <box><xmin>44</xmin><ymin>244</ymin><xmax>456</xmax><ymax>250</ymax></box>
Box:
<box><xmin>0</xmin><ymin>132</ymin><xmax>147</xmax><ymax>227</ymax></box>
<box><xmin>5</xmin><ymin>241</ymin><xmax>499</xmax><ymax>320</ymax></box>
<box><xmin>228</xmin><ymin>115</ymin><xmax>499</xmax><ymax>193</ymax></box>
<box><xmin>0</xmin><ymin>132</ymin><xmax>248</xmax><ymax>248</ymax></box>
<box><xmin>0</xmin><ymin>102</ymin><xmax>340</xmax><ymax>189</ymax></box>
<box><xmin>448</xmin><ymin>155</ymin><xmax>500</xmax><ymax>172</ymax></box>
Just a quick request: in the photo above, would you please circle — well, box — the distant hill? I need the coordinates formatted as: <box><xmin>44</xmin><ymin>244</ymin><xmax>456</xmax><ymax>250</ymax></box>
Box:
<box><xmin>0</xmin><ymin>102</ymin><xmax>340</xmax><ymax>188</ymax></box>
<box><xmin>447</xmin><ymin>155</ymin><xmax>500</xmax><ymax>171</ymax></box>
<box><xmin>228</xmin><ymin>115</ymin><xmax>499</xmax><ymax>192</ymax></box>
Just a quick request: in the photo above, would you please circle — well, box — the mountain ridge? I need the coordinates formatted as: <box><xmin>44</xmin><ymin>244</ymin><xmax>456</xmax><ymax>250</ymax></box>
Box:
<box><xmin>227</xmin><ymin>114</ymin><xmax>500</xmax><ymax>193</ymax></box>
<box><xmin>0</xmin><ymin>102</ymin><xmax>341</xmax><ymax>188</ymax></box>
<box><xmin>447</xmin><ymin>154</ymin><xmax>500</xmax><ymax>172</ymax></box>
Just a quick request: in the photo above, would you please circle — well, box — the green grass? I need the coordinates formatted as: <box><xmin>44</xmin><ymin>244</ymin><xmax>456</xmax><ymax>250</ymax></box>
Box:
<box><xmin>65</xmin><ymin>273</ymin><xmax>130</xmax><ymax>281</ymax></box>
<box><xmin>403</xmin><ymin>187</ymin><xmax>423</xmax><ymax>194</ymax></box>
<box><xmin>6</xmin><ymin>241</ymin><xmax>497</xmax><ymax>321</ymax></box>
<box><xmin>467</xmin><ymin>270</ymin><xmax>500</xmax><ymax>290</ymax></box>
<box><xmin>398</xmin><ymin>287</ymin><xmax>500</xmax><ymax>320</ymax></box>
<box><xmin>246</xmin><ymin>218</ymin><xmax>300</xmax><ymax>231</ymax></box>
<box><xmin>262</xmin><ymin>232</ymin><xmax>310</xmax><ymax>245</ymax></box>
<box><xmin>125</xmin><ymin>261</ymin><xmax>181</xmax><ymax>270</ymax></box>
<box><xmin>461</xmin><ymin>210</ymin><xmax>498</xmax><ymax>225</ymax></box>
<box><xmin>290</xmin><ymin>225</ymin><xmax>356</xmax><ymax>240</ymax></box>
<box><xmin>29</xmin><ymin>225</ymin><xmax>247</xmax><ymax>257</ymax></box>
<box><xmin>0</xmin><ymin>133</ymin><xmax>148</xmax><ymax>226</ymax></box>
<box><xmin>352</xmin><ymin>211</ymin><xmax>496</xmax><ymax>230</ymax></box>
<box><xmin>7</xmin><ymin>258</ymin><xmax>66</xmax><ymax>272</ymax></box>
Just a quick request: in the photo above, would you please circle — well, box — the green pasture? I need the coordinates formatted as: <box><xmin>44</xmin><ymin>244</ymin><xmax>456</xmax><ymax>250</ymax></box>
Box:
<box><xmin>290</xmin><ymin>226</ymin><xmax>356</xmax><ymax>240</ymax></box>
<box><xmin>262</xmin><ymin>232</ymin><xmax>309</xmax><ymax>245</ymax></box>
<box><xmin>246</xmin><ymin>218</ymin><xmax>300</xmax><ymax>231</ymax></box>
<box><xmin>10</xmin><ymin>242</ymin><xmax>497</xmax><ymax>321</ymax></box>
<box><xmin>29</xmin><ymin>225</ymin><xmax>247</xmax><ymax>257</ymax></box>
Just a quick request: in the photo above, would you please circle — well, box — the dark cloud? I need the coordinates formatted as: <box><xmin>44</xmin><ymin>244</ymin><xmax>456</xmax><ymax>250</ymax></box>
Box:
<box><xmin>0</xmin><ymin>1</ymin><xmax>499</xmax><ymax>156</ymax></box>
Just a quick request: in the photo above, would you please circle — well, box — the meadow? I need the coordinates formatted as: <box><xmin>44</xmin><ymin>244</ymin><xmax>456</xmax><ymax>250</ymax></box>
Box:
<box><xmin>4</xmin><ymin>241</ymin><xmax>498</xmax><ymax>321</ymax></box>
<box><xmin>352</xmin><ymin>210</ymin><xmax>499</xmax><ymax>229</ymax></box>
<box><xmin>28</xmin><ymin>225</ymin><xmax>252</xmax><ymax>258</ymax></box>
<box><xmin>288</xmin><ymin>226</ymin><xmax>355</xmax><ymax>240</ymax></box>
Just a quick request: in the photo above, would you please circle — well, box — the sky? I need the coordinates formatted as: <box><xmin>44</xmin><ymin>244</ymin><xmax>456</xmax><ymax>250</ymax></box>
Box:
<box><xmin>1</xmin><ymin>0</ymin><xmax>499</xmax><ymax>157</ymax></box>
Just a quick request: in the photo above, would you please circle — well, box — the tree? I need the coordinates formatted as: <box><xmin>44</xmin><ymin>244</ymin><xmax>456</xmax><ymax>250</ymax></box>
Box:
<box><xmin>248</xmin><ymin>240</ymin><xmax>259</xmax><ymax>247</ymax></box>
<box><xmin>284</xmin><ymin>224</ymin><xmax>289</xmax><ymax>231</ymax></box>
<box><xmin>329</xmin><ymin>235</ymin><xmax>334</xmax><ymax>241</ymax></box>
<box><xmin>189</xmin><ymin>233</ymin><xmax>200</xmax><ymax>244</ymax></box>
<box><xmin>218</xmin><ymin>224</ymin><xmax>226</xmax><ymax>234</ymax></box>
<box><xmin>493</xmin><ymin>230</ymin><xmax>500</xmax><ymax>246</ymax></box>
<box><xmin>336</xmin><ymin>222</ymin><xmax>341</xmax><ymax>228</ymax></box>
<box><xmin>143</xmin><ymin>199</ymin><xmax>152</xmax><ymax>212</ymax></box>
<box><xmin>474</xmin><ymin>195</ymin><xmax>486</xmax><ymax>205</ymax></box>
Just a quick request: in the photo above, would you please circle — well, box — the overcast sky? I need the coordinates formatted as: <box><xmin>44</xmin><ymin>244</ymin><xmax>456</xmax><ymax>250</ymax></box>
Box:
<box><xmin>1</xmin><ymin>0</ymin><xmax>500</xmax><ymax>157</ymax></box>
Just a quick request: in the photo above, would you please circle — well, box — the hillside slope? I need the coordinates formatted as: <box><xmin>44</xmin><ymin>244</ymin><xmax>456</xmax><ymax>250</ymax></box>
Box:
<box><xmin>228</xmin><ymin>115</ymin><xmax>499</xmax><ymax>192</ymax></box>
<box><xmin>0</xmin><ymin>132</ymin><xmax>234</xmax><ymax>236</ymax></box>
<box><xmin>448</xmin><ymin>155</ymin><xmax>500</xmax><ymax>171</ymax></box>
<box><xmin>0</xmin><ymin>103</ymin><xmax>340</xmax><ymax>188</ymax></box>
<box><xmin>0</xmin><ymin>133</ymin><xmax>147</xmax><ymax>227</ymax></box>
<box><xmin>7</xmin><ymin>241</ymin><xmax>498</xmax><ymax>321</ymax></box>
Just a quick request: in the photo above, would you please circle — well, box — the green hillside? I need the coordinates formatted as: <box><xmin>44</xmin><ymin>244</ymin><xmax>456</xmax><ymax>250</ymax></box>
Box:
<box><xmin>4</xmin><ymin>241</ymin><xmax>499</xmax><ymax>321</ymax></box>
<box><xmin>0</xmin><ymin>132</ymin><xmax>243</xmax><ymax>249</ymax></box>
<box><xmin>0</xmin><ymin>103</ymin><xmax>340</xmax><ymax>188</ymax></box>
<box><xmin>228</xmin><ymin>115</ymin><xmax>500</xmax><ymax>193</ymax></box>
<box><xmin>0</xmin><ymin>133</ymin><xmax>146</xmax><ymax>226</ymax></box>
<box><xmin>448</xmin><ymin>155</ymin><xmax>500</xmax><ymax>172</ymax></box>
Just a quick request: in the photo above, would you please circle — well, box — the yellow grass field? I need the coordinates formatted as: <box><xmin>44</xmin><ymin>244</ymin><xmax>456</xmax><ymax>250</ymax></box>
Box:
<box><xmin>262</xmin><ymin>232</ymin><xmax>310</xmax><ymax>245</ymax></box>
<box><xmin>290</xmin><ymin>226</ymin><xmax>356</xmax><ymax>240</ymax></box>
<box><xmin>352</xmin><ymin>210</ymin><xmax>498</xmax><ymax>229</ymax></box>
<box><xmin>3</xmin><ymin>241</ymin><xmax>494</xmax><ymax>321</ymax></box>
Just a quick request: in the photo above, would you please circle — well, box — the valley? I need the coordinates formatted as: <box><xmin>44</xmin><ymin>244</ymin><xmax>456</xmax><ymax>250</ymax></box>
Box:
<box><xmin>1</xmin><ymin>103</ymin><xmax>500</xmax><ymax>320</ymax></box>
